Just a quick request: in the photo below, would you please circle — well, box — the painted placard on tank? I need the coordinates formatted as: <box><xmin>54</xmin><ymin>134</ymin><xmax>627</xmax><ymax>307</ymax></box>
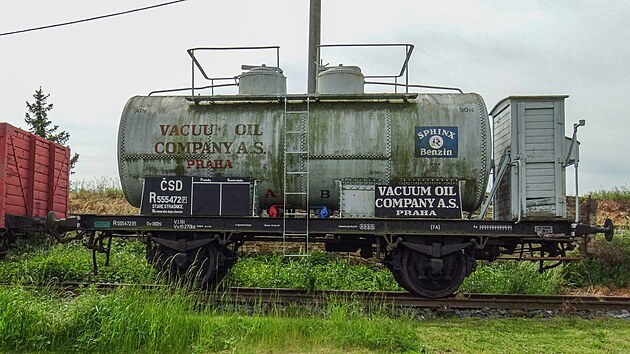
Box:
<box><xmin>191</xmin><ymin>177</ymin><xmax>251</xmax><ymax>216</ymax></box>
<box><xmin>141</xmin><ymin>176</ymin><xmax>251</xmax><ymax>216</ymax></box>
<box><xmin>415</xmin><ymin>126</ymin><xmax>458</xmax><ymax>158</ymax></box>
<box><xmin>374</xmin><ymin>184</ymin><xmax>462</xmax><ymax>218</ymax></box>
<box><xmin>141</xmin><ymin>177</ymin><xmax>192</xmax><ymax>216</ymax></box>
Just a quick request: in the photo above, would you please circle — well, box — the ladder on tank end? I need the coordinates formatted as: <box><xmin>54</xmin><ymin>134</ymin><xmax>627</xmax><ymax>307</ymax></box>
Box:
<box><xmin>282</xmin><ymin>97</ymin><xmax>310</xmax><ymax>256</ymax></box>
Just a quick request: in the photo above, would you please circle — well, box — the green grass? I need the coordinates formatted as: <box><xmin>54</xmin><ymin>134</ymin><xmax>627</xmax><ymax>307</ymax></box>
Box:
<box><xmin>0</xmin><ymin>285</ymin><xmax>629</xmax><ymax>353</ymax></box>
<box><xmin>414</xmin><ymin>318</ymin><xmax>630</xmax><ymax>354</ymax></box>
<box><xmin>0</xmin><ymin>223</ymin><xmax>628</xmax><ymax>352</ymax></box>
<box><xmin>225</xmin><ymin>252</ymin><xmax>570</xmax><ymax>295</ymax></box>
<box><xmin>461</xmin><ymin>261</ymin><xmax>566</xmax><ymax>295</ymax></box>
<box><xmin>225</xmin><ymin>252</ymin><xmax>402</xmax><ymax>291</ymax></box>
<box><xmin>1</xmin><ymin>235</ymin><xmax>615</xmax><ymax>295</ymax></box>
<box><xmin>2</xmin><ymin>230</ymin><xmax>627</xmax><ymax>295</ymax></box>
<box><xmin>0</xmin><ymin>285</ymin><xmax>417</xmax><ymax>353</ymax></box>
<box><xmin>0</xmin><ymin>236</ymin><xmax>156</xmax><ymax>284</ymax></box>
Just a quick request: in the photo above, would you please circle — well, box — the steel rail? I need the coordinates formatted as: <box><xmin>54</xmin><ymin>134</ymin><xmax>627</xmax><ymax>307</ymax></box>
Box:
<box><xmin>222</xmin><ymin>288</ymin><xmax>630</xmax><ymax>312</ymax></box>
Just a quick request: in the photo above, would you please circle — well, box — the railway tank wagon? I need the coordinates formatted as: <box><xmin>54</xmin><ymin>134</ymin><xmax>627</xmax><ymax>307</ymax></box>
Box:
<box><xmin>43</xmin><ymin>44</ymin><xmax>613</xmax><ymax>298</ymax></box>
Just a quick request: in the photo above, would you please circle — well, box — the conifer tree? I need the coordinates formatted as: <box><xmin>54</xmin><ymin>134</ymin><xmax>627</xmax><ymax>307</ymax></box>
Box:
<box><xmin>25</xmin><ymin>87</ymin><xmax>79</xmax><ymax>172</ymax></box>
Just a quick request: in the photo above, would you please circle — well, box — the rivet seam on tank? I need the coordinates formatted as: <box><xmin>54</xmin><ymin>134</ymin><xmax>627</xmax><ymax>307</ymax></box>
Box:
<box><xmin>122</xmin><ymin>154</ymin><xmax>218</xmax><ymax>160</ymax></box>
<box><xmin>386</xmin><ymin>110</ymin><xmax>392</xmax><ymax>184</ymax></box>
<box><xmin>309</xmin><ymin>154</ymin><xmax>389</xmax><ymax>160</ymax></box>
<box><xmin>119</xmin><ymin>99</ymin><xmax>133</xmax><ymax>197</ymax></box>
<box><xmin>475</xmin><ymin>95</ymin><xmax>487</xmax><ymax>208</ymax></box>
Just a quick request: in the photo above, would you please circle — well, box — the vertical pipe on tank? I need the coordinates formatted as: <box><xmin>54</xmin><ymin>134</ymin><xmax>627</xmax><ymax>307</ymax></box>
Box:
<box><xmin>191</xmin><ymin>51</ymin><xmax>195</xmax><ymax>96</ymax></box>
<box><xmin>307</xmin><ymin>0</ymin><xmax>321</xmax><ymax>94</ymax></box>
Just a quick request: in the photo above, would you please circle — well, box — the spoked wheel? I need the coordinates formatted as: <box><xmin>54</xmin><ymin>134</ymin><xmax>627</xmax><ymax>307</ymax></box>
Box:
<box><xmin>399</xmin><ymin>246</ymin><xmax>468</xmax><ymax>298</ymax></box>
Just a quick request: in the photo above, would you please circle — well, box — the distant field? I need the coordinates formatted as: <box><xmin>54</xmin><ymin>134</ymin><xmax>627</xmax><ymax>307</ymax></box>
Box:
<box><xmin>68</xmin><ymin>178</ymin><xmax>138</xmax><ymax>215</ymax></box>
<box><xmin>589</xmin><ymin>185</ymin><xmax>630</xmax><ymax>201</ymax></box>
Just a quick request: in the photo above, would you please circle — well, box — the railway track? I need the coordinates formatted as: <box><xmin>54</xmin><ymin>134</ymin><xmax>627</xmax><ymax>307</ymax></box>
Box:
<box><xmin>223</xmin><ymin>287</ymin><xmax>630</xmax><ymax>312</ymax></box>
<box><xmin>13</xmin><ymin>282</ymin><xmax>630</xmax><ymax>313</ymax></box>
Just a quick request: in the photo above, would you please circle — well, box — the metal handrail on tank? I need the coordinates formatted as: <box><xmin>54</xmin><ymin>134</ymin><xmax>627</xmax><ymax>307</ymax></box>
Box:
<box><xmin>148</xmin><ymin>44</ymin><xmax>463</xmax><ymax>96</ymax></box>
<box><xmin>364</xmin><ymin>81</ymin><xmax>463</xmax><ymax>94</ymax></box>
<box><xmin>316</xmin><ymin>43</ymin><xmax>415</xmax><ymax>93</ymax></box>
<box><xmin>149</xmin><ymin>82</ymin><xmax>237</xmax><ymax>96</ymax></box>
<box><xmin>188</xmin><ymin>46</ymin><xmax>281</xmax><ymax>96</ymax></box>
<box><xmin>149</xmin><ymin>46</ymin><xmax>281</xmax><ymax>96</ymax></box>
<box><xmin>317</xmin><ymin>43</ymin><xmax>463</xmax><ymax>94</ymax></box>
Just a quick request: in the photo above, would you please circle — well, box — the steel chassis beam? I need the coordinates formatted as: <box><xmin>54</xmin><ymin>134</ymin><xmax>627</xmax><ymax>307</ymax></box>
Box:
<box><xmin>55</xmin><ymin>214</ymin><xmax>609</xmax><ymax>240</ymax></box>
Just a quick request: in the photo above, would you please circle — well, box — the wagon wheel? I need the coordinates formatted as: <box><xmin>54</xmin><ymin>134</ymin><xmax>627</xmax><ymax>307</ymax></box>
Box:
<box><xmin>399</xmin><ymin>246</ymin><xmax>467</xmax><ymax>298</ymax></box>
<box><xmin>385</xmin><ymin>248</ymin><xmax>413</xmax><ymax>292</ymax></box>
<box><xmin>188</xmin><ymin>245</ymin><xmax>219</xmax><ymax>289</ymax></box>
<box><xmin>147</xmin><ymin>240</ymin><xmax>234</xmax><ymax>289</ymax></box>
<box><xmin>147</xmin><ymin>242</ymin><xmax>184</xmax><ymax>282</ymax></box>
<box><xmin>147</xmin><ymin>240</ymin><xmax>173</xmax><ymax>272</ymax></box>
<box><xmin>215</xmin><ymin>246</ymin><xmax>237</xmax><ymax>285</ymax></box>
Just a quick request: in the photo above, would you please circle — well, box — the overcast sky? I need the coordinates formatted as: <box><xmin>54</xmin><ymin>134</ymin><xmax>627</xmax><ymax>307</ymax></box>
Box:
<box><xmin>1</xmin><ymin>0</ymin><xmax>628</xmax><ymax>194</ymax></box>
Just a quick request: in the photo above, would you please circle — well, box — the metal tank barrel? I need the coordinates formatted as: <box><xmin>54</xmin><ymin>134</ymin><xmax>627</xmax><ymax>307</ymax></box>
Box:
<box><xmin>118</xmin><ymin>93</ymin><xmax>490</xmax><ymax>213</ymax></box>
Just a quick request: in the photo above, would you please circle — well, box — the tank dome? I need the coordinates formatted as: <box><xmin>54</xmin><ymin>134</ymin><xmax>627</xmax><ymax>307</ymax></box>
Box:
<box><xmin>317</xmin><ymin>65</ymin><xmax>364</xmax><ymax>94</ymax></box>
<box><xmin>238</xmin><ymin>65</ymin><xmax>286</xmax><ymax>95</ymax></box>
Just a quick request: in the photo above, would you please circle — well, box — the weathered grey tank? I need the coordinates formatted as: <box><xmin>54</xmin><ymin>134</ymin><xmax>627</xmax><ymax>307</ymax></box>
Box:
<box><xmin>118</xmin><ymin>92</ymin><xmax>490</xmax><ymax>212</ymax></box>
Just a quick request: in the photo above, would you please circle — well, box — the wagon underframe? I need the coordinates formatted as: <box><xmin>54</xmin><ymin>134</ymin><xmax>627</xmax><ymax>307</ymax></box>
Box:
<box><xmin>37</xmin><ymin>213</ymin><xmax>612</xmax><ymax>298</ymax></box>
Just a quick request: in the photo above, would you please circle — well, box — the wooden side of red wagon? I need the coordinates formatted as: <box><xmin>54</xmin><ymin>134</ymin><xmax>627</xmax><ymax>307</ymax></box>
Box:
<box><xmin>0</xmin><ymin>123</ymin><xmax>70</xmax><ymax>229</ymax></box>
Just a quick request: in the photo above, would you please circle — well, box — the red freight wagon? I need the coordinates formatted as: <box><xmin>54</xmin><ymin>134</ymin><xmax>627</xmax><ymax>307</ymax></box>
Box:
<box><xmin>0</xmin><ymin>122</ymin><xmax>70</xmax><ymax>230</ymax></box>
